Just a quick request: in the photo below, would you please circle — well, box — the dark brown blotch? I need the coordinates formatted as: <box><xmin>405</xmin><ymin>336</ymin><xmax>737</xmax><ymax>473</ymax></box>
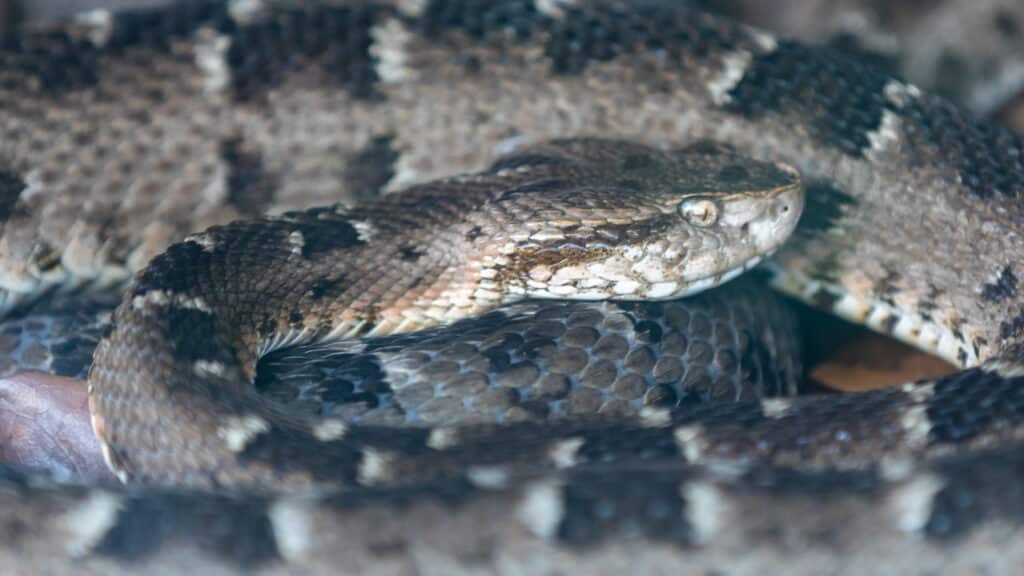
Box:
<box><xmin>289</xmin><ymin>216</ymin><xmax>366</xmax><ymax>259</ymax></box>
<box><xmin>344</xmin><ymin>135</ymin><xmax>399</xmax><ymax>202</ymax></box>
<box><xmin>726</xmin><ymin>40</ymin><xmax>891</xmax><ymax>157</ymax></box>
<box><xmin>94</xmin><ymin>496</ymin><xmax>279</xmax><ymax>568</ymax></box>
<box><xmin>222</xmin><ymin>139</ymin><xmax>277</xmax><ymax>216</ymax></box>
<box><xmin>309</xmin><ymin>277</ymin><xmax>346</xmax><ymax>300</ymax></box>
<box><xmin>5</xmin><ymin>2</ymin><xmax>229</xmax><ymax>95</ymax></box>
<box><xmin>167</xmin><ymin>308</ymin><xmax>227</xmax><ymax>364</ymax></box>
<box><xmin>399</xmin><ymin>246</ymin><xmax>422</xmax><ymax>262</ymax></box>
<box><xmin>132</xmin><ymin>241</ymin><xmax>210</xmax><ymax>296</ymax></box>
<box><xmin>797</xmin><ymin>182</ymin><xmax>857</xmax><ymax>238</ymax></box>
<box><xmin>226</xmin><ymin>5</ymin><xmax>382</xmax><ymax>101</ymax></box>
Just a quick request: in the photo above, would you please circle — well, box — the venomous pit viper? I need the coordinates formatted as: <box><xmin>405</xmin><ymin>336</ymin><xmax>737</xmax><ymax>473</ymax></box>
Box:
<box><xmin>2</xmin><ymin>1</ymin><xmax>1024</xmax><ymax>574</ymax></box>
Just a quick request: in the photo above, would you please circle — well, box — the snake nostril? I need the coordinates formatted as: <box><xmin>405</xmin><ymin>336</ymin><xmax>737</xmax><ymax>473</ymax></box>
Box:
<box><xmin>741</xmin><ymin>222</ymin><xmax>750</xmax><ymax>234</ymax></box>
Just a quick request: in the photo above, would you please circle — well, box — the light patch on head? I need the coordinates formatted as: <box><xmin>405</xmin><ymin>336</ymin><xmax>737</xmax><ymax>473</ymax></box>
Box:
<box><xmin>62</xmin><ymin>491</ymin><xmax>123</xmax><ymax>557</ymax></box>
<box><xmin>74</xmin><ymin>10</ymin><xmax>114</xmax><ymax>47</ymax></box>
<box><xmin>358</xmin><ymin>448</ymin><xmax>395</xmax><ymax>485</ymax></box>
<box><xmin>218</xmin><ymin>414</ymin><xmax>270</xmax><ymax>452</ymax></box>
<box><xmin>193</xmin><ymin>360</ymin><xmax>227</xmax><ymax>378</ymax></box>
<box><xmin>681</xmin><ymin>481</ymin><xmax>728</xmax><ymax>545</ymax></box>
<box><xmin>312</xmin><ymin>418</ymin><xmax>348</xmax><ymax>442</ymax></box>
<box><xmin>645</xmin><ymin>281</ymin><xmax>679</xmax><ymax>299</ymax></box>
<box><xmin>888</xmin><ymin>473</ymin><xmax>944</xmax><ymax>532</ymax></box>
<box><xmin>866</xmin><ymin>109</ymin><xmax>902</xmax><ymax>155</ymax></box>
<box><xmin>613</xmin><ymin>279</ymin><xmax>641</xmax><ymax>295</ymax></box>
<box><xmin>194</xmin><ymin>29</ymin><xmax>232</xmax><ymax>94</ymax></box>
<box><xmin>639</xmin><ymin>406</ymin><xmax>672</xmax><ymax>427</ymax></box>
<box><xmin>427</xmin><ymin>427</ymin><xmax>460</xmax><ymax>450</ymax></box>
<box><xmin>288</xmin><ymin>231</ymin><xmax>306</xmax><ymax>256</ymax></box>
<box><xmin>370</xmin><ymin>18</ymin><xmax>415</xmax><ymax>83</ymax></box>
<box><xmin>467</xmin><ymin>466</ymin><xmax>511</xmax><ymax>489</ymax></box>
<box><xmin>268</xmin><ymin>497</ymin><xmax>316</xmax><ymax>562</ymax></box>
<box><xmin>673</xmin><ymin>425</ymin><xmax>707</xmax><ymax>463</ymax></box>
<box><xmin>761</xmin><ymin>398</ymin><xmax>791</xmax><ymax>419</ymax></box>
<box><xmin>516</xmin><ymin>480</ymin><xmax>565</xmax><ymax>539</ymax></box>
<box><xmin>707</xmin><ymin>50</ymin><xmax>753</xmax><ymax>105</ymax></box>
<box><xmin>131</xmin><ymin>290</ymin><xmax>212</xmax><ymax>313</ymax></box>
<box><xmin>548</xmin><ymin>437</ymin><xmax>585</xmax><ymax>469</ymax></box>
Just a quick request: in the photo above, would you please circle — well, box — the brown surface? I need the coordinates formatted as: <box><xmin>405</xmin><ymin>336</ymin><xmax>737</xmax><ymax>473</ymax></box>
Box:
<box><xmin>810</xmin><ymin>332</ymin><xmax>958</xmax><ymax>392</ymax></box>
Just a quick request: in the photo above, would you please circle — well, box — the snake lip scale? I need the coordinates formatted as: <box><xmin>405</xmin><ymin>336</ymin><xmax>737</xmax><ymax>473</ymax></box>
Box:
<box><xmin>2</xmin><ymin>1</ymin><xmax>1024</xmax><ymax>574</ymax></box>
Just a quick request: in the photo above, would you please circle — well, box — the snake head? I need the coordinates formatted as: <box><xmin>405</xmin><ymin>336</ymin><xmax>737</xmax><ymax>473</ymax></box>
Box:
<box><xmin>489</xmin><ymin>139</ymin><xmax>804</xmax><ymax>301</ymax></box>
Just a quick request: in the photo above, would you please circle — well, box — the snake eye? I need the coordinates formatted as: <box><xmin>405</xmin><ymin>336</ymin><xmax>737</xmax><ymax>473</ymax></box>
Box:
<box><xmin>677</xmin><ymin>197</ymin><xmax>720</xmax><ymax>227</ymax></box>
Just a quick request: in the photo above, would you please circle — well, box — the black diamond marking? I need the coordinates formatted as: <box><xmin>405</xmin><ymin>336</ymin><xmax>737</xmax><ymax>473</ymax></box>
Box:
<box><xmin>544</xmin><ymin>2</ymin><xmax>743</xmax><ymax>76</ymax></box>
<box><xmin>419</xmin><ymin>0</ymin><xmax>542</xmax><ymax>41</ymax></box>
<box><xmin>288</xmin><ymin>216</ymin><xmax>366</xmax><ymax>259</ymax></box>
<box><xmin>226</xmin><ymin>4</ymin><xmax>383</xmax><ymax>101</ymax></box>
<box><xmin>726</xmin><ymin>40</ymin><xmax>892</xmax><ymax>157</ymax></box>
<box><xmin>797</xmin><ymin>181</ymin><xmax>857</xmax><ymax>238</ymax></box>
<box><xmin>94</xmin><ymin>496</ymin><xmax>279</xmax><ymax>568</ymax></box>
<box><xmin>559</xmin><ymin>470</ymin><xmax>689</xmax><ymax>546</ymax></box>
<box><xmin>133</xmin><ymin>240</ymin><xmax>210</xmax><ymax>297</ymax></box>
<box><xmin>901</xmin><ymin>95</ymin><xmax>1024</xmax><ymax>199</ymax></box>
<box><xmin>3</xmin><ymin>2</ymin><xmax>229</xmax><ymax>95</ymax></box>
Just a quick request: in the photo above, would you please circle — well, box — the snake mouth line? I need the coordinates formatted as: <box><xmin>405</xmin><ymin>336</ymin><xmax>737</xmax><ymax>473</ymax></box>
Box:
<box><xmin>679</xmin><ymin>252</ymin><xmax>771</xmax><ymax>298</ymax></box>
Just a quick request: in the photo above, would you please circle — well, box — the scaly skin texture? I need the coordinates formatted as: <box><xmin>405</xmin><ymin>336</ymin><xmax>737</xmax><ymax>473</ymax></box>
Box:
<box><xmin>88</xmin><ymin>138</ymin><xmax>803</xmax><ymax>489</ymax></box>
<box><xmin>2</xmin><ymin>1</ymin><xmax>1024</xmax><ymax>574</ymax></box>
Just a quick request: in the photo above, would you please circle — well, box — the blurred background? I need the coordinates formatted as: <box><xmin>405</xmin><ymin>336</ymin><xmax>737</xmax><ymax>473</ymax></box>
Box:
<box><xmin>5</xmin><ymin>0</ymin><xmax>1023</xmax><ymax>127</ymax></box>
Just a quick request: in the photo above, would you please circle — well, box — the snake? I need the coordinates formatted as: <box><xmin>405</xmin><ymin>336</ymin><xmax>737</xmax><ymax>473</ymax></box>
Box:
<box><xmin>2</xmin><ymin>0</ymin><xmax>1024</xmax><ymax>574</ymax></box>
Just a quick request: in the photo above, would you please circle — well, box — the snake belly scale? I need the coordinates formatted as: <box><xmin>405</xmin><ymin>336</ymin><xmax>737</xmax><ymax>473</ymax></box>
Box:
<box><xmin>2</xmin><ymin>1</ymin><xmax>1024</xmax><ymax>574</ymax></box>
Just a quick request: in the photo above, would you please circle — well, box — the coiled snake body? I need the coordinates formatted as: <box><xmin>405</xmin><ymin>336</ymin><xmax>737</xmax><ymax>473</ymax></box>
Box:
<box><xmin>2</xmin><ymin>1</ymin><xmax>1024</xmax><ymax>574</ymax></box>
